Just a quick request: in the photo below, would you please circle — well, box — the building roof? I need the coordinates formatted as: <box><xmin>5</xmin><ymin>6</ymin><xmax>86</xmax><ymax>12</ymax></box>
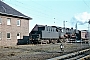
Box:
<box><xmin>30</xmin><ymin>24</ymin><xmax>60</xmax><ymax>32</ymax></box>
<box><xmin>31</xmin><ymin>24</ymin><xmax>45</xmax><ymax>31</ymax></box>
<box><xmin>0</xmin><ymin>1</ymin><xmax>32</xmax><ymax>20</ymax></box>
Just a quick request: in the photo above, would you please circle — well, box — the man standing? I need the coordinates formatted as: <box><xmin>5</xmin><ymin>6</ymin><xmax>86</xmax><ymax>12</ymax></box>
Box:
<box><xmin>60</xmin><ymin>44</ymin><xmax>64</xmax><ymax>52</ymax></box>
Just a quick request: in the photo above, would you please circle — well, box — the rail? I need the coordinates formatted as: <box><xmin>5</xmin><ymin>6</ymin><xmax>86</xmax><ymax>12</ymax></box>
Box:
<box><xmin>47</xmin><ymin>48</ymin><xmax>90</xmax><ymax>60</ymax></box>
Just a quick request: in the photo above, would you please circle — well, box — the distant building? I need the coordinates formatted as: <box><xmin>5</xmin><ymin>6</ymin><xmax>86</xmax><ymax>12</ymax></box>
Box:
<box><xmin>81</xmin><ymin>30</ymin><xmax>88</xmax><ymax>39</ymax></box>
<box><xmin>0</xmin><ymin>1</ymin><xmax>32</xmax><ymax>46</ymax></box>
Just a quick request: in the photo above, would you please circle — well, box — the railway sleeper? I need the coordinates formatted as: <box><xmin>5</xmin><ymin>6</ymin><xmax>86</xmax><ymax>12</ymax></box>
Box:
<box><xmin>77</xmin><ymin>55</ymin><xmax>90</xmax><ymax>60</ymax></box>
<box><xmin>84</xmin><ymin>57</ymin><xmax>90</xmax><ymax>60</ymax></box>
<box><xmin>47</xmin><ymin>48</ymin><xmax>90</xmax><ymax>60</ymax></box>
<box><xmin>58</xmin><ymin>53</ymin><xmax>80</xmax><ymax>60</ymax></box>
<box><xmin>62</xmin><ymin>50</ymin><xmax>89</xmax><ymax>60</ymax></box>
<box><xmin>64</xmin><ymin>53</ymin><xmax>82</xmax><ymax>59</ymax></box>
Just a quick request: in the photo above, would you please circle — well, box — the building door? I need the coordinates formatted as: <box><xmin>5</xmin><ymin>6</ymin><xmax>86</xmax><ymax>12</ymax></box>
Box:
<box><xmin>17</xmin><ymin>33</ymin><xmax>20</xmax><ymax>39</ymax></box>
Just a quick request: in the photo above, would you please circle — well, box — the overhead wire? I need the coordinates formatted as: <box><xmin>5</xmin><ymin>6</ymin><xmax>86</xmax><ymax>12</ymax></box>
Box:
<box><xmin>14</xmin><ymin>0</ymin><xmax>67</xmax><ymax>24</ymax></box>
<box><xmin>3</xmin><ymin>0</ymin><xmax>54</xmax><ymax>20</ymax></box>
<box><xmin>4</xmin><ymin>0</ymin><xmax>73</xmax><ymax>27</ymax></box>
<box><xmin>14</xmin><ymin>0</ymin><xmax>55</xmax><ymax>19</ymax></box>
<box><xmin>83</xmin><ymin>0</ymin><xmax>90</xmax><ymax>10</ymax></box>
<box><xmin>16</xmin><ymin>0</ymin><xmax>65</xmax><ymax>15</ymax></box>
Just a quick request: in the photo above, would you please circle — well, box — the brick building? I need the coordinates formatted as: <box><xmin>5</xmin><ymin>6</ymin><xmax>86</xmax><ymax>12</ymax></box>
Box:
<box><xmin>0</xmin><ymin>1</ymin><xmax>32</xmax><ymax>46</ymax></box>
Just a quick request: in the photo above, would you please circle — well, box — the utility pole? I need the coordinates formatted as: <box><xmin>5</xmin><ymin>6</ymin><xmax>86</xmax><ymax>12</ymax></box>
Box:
<box><xmin>63</xmin><ymin>21</ymin><xmax>67</xmax><ymax>33</ymax></box>
<box><xmin>63</xmin><ymin>21</ymin><xmax>67</xmax><ymax>43</ymax></box>
<box><xmin>75</xmin><ymin>23</ymin><xmax>77</xmax><ymax>31</ymax></box>
<box><xmin>63</xmin><ymin>21</ymin><xmax>65</xmax><ymax>28</ymax></box>
<box><xmin>63</xmin><ymin>21</ymin><xmax>67</xmax><ymax>28</ymax></box>
<box><xmin>75</xmin><ymin>23</ymin><xmax>78</xmax><ymax>41</ymax></box>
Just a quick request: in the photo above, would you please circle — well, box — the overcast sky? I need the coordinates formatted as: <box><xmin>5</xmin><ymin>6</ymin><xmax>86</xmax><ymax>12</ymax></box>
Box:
<box><xmin>3</xmin><ymin>0</ymin><xmax>90</xmax><ymax>32</ymax></box>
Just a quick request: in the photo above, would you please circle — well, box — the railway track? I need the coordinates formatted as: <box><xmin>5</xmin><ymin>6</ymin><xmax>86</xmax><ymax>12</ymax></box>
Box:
<box><xmin>47</xmin><ymin>48</ymin><xmax>90</xmax><ymax>60</ymax></box>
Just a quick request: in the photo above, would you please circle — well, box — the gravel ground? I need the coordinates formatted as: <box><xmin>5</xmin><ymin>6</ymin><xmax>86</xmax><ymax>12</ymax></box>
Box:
<box><xmin>0</xmin><ymin>43</ymin><xmax>89</xmax><ymax>60</ymax></box>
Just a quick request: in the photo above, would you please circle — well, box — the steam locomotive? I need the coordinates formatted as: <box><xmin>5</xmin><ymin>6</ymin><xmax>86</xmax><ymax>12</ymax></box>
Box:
<box><xmin>29</xmin><ymin>24</ymin><xmax>88</xmax><ymax>44</ymax></box>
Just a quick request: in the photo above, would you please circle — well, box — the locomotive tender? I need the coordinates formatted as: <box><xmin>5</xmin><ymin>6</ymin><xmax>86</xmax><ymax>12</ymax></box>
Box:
<box><xmin>29</xmin><ymin>24</ymin><xmax>60</xmax><ymax>44</ymax></box>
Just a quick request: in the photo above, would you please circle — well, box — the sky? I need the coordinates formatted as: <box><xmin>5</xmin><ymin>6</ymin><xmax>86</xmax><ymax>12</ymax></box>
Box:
<box><xmin>3</xmin><ymin>0</ymin><xmax>90</xmax><ymax>32</ymax></box>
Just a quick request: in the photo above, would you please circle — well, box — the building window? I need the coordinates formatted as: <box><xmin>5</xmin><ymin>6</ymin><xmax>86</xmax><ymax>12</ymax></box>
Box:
<box><xmin>7</xmin><ymin>18</ymin><xmax>11</xmax><ymax>25</ymax></box>
<box><xmin>0</xmin><ymin>32</ymin><xmax>2</xmax><ymax>40</ymax></box>
<box><xmin>53</xmin><ymin>29</ymin><xmax>54</xmax><ymax>32</ymax></box>
<box><xmin>51</xmin><ymin>28</ymin><xmax>52</xmax><ymax>32</ymax></box>
<box><xmin>0</xmin><ymin>18</ymin><xmax>1</xmax><ymax>24</ymax></box>
<box><xmin>7</xmin><ymin>33</ymin><xmax>11</xmax><ymax>39</ymax></box>
<box><xmin>17</xmin><ymin>20</ymin><xmax>20</xmax><ymax>26</ymax></box>
<box><xmin>47</xmin><ymin>27</ymin><xmax>48</xmax><ymax>31</ymax></box>
<box><xmin>49</xmin><ymin>28</ymin><xmax>50</xmax><ymax>31</ymax></box>
<box><xmin>17</xmin><ymin>33</ymin><xmax>20</xmax><ymax>39</ymax></box>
